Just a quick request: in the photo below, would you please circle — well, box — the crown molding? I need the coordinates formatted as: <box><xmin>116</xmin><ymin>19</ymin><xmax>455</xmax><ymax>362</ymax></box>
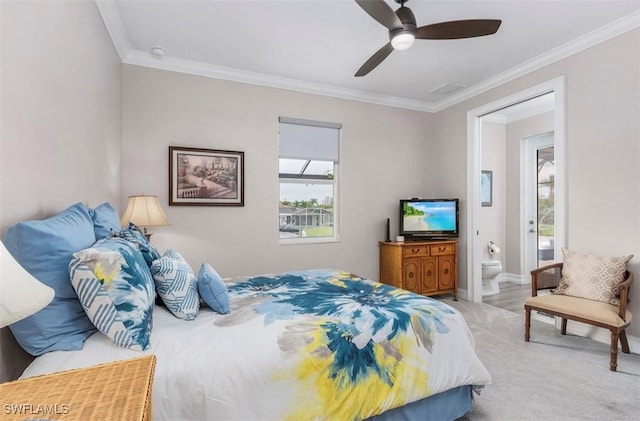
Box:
<box><xmin>95</xmin><ymin>0</ymin><xmax>132</xmax><ymax>61</ymax></box>
<box><xmin>432</xmin><ymin>10</ymin><xmax>640</xmax><ymax>112</ymax></box>
<box><xmin>96</xmin><ymin>1</ymin><xmax>639</xmax><ymax>114</ymax></box>
<box><xmin>124</xmin><ymin>50</ymin><xmax>436</xmax><ymax>112</ymax></box>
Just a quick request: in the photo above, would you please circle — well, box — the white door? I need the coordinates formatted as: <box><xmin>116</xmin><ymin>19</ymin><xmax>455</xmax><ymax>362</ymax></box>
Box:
<box><xmin>524</xmin><ymin>133</ymin><xmax>555</xmax><ymax>274</ymax></box>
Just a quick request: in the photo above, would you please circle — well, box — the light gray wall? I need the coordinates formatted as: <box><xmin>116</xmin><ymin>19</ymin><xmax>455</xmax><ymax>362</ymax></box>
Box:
<box><xmin>504</xmin><ymin>112</ymin><xmax>554</xmax><ymax>276</ymax></box>
<box><xmin>434</xmin><ymin>29</ymin><xmax>640</xmax><ymax>337</ymax></box>
<box><xmin>122</xmin><ymin>65</ymin><xmax>435</xmax><ymax>281</ymax></box>
<box><xmin>0</xmin><ymin>0</ymin><xmax>122</xmax><ymax>381</ymax></box>
<box><xmin>480</xmin><ymin>122</ymin><xmax>506</xmax><ymax>267</ymax></box>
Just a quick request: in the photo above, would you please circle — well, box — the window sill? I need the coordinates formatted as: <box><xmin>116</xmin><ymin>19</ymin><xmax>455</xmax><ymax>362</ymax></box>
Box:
<box><xmin>279</xmin><ymin>236</ymin><xmax>340</xmax><ymax>246</ymax></box>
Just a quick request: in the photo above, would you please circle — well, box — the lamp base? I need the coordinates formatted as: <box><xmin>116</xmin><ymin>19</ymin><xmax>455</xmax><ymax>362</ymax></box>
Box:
<box><xmin>142</xmin><ymin>227</ymin><xmax>152</xmax><ymax>241</ymax></box>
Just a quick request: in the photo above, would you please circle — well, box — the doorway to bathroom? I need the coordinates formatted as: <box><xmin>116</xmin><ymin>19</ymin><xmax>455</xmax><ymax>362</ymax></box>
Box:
<box><xmin>466</xmin><ymin>77</ymin><xmax>566</xmax><ymax>304</ymax></box>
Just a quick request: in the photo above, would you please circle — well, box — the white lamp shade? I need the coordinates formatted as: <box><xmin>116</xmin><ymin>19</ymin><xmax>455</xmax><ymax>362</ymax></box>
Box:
<box><xmin>120</xmin><ymin>195</ymin><xmax>170</xmax><ymax>228</ymax></box>
<box><xmin>0</xmin><ymin>241</ymin><xmax>55</xmax><ymax>328</ymax></box>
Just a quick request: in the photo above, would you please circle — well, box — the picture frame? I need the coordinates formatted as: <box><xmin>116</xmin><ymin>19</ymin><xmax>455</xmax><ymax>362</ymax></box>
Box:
<box><xmin>481</xmin><ymin>170</ymin><xmax>493</xmax><ymax>207</ymax></box>
<box><xmin>169</xmin><ymin>146</ymin><xmax>244</xmax><ymax>206</ymax></box>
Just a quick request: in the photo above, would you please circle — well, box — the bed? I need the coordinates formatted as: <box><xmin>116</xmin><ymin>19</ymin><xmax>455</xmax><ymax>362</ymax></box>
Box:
<box><xmin>7</xmin><ymin>203</ymin><xmax>490</xmax><ymax>420</ymax></box>
<box><xmin>20</xmin><ymin>268</ymin><xmax>490</xmax><ymax>420</ymax></box>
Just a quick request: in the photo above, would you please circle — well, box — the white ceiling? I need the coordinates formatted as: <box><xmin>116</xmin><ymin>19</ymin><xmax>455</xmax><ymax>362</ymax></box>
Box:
<box><xmin>97</xmin><ymin>0</ymin><xmax>640</xmax><ymax>112</ymax></box>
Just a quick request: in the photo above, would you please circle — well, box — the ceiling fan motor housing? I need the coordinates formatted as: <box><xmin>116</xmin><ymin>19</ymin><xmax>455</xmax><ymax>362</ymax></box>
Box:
<box><xmin>389</xmin><ymin>6</ymin><xmax>417</xmax><ymax>41</ymax></box>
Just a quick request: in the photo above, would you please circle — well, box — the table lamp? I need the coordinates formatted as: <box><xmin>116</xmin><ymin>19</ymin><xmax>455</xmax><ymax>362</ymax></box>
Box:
<box><xmin>120</xmin><ymin>194</ymin><xmax>170</xmax><ymax>240</ymax></box>
<box><xmin>1</xmin><ymin>241</ymin><xmax>55</xmax><ymax>328</ymax></box>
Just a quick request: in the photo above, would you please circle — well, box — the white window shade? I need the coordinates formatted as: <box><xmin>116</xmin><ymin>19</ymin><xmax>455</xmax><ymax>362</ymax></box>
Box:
<box><xmin>279</xmin><ymin>117</ymin><xmax>341</xmax><ymax>162</ymax></box>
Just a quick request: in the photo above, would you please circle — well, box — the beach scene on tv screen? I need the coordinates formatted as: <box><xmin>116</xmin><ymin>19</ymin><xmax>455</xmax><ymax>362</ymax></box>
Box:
<box><xmin>403</xmin><ymin>202</ymin><xmax>456</xmax><ymax>231</ymax></box>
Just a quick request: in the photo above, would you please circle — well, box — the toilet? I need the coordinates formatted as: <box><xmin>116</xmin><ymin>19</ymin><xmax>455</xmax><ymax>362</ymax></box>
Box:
<box><xmin>482</xmin><ymin>241</ymin><xmax>503</xmax><ymax>296</ymax></box>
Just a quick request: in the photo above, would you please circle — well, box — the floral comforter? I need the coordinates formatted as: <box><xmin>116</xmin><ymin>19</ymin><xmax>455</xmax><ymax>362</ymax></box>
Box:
<box><xmin>22</xmin><ymin>269</ymin><xmax>491</xmax><ymax>421</ymax></box>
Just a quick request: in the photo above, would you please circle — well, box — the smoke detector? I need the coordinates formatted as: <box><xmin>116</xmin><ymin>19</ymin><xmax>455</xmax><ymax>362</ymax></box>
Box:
<box><xmin>150</xmin><ymin>46</ymin><xmax>166</xmax><ymax>58</ymax></box>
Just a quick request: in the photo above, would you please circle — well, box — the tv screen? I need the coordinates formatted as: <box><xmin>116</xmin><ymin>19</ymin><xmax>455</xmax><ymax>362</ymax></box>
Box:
<box><xmin>400</xmin><ymin>198</ymin><xmax>459</xmax><ymax>239</ymax></box>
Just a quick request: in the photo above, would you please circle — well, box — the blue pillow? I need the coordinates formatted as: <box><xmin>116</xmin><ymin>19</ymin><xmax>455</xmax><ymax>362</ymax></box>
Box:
<box><xmin>89</xmin><ymin>202</ymin><xmax>121</xmax><ymax>239</ymax></box>
<box><xmin>119</xmin><ymin>222</ymin><xmax>161</xmax><ymax>267</ymax></box>
<box><xmin>150</xmin><ymin>249</ymin><xmax>200</xmax><ymax>320</ymax></box>
<box><xmin>69</xmin><ymin>237</ymin><xmax>155</xmax><ymax>351</ymax></box>
<box><xmin>2</xmin><ymin>203</ymin><xmax>97</xmax><ymax>355</ymax></box>
<box><xmin>198</xmin><ymin>263</ymin><xmax>230</xmax><ymax>314</ymax></box>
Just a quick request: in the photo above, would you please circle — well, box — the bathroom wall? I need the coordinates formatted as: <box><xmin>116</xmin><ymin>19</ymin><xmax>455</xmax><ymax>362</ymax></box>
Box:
<box><xmin>481</xmin><ymin>121</ymin><xmax>506</xmax><ymax>269</ymax></box>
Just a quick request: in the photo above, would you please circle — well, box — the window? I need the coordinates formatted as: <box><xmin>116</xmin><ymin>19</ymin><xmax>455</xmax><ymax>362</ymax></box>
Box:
<box><xmin>279</xmin><ymin>117</ymin><xmax>341</xmax><ymax>243</ymax></box>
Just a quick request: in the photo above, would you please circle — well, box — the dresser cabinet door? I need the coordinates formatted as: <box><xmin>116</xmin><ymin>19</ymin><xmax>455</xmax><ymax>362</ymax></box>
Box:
<box><xmin>403</xmin><ymin>258</ymin><xmax>421</xmax><ymax>294</ymax></box>
<box><xmin>421</xmin><ymin>257</ymin><xmax>437</xmax><ymax>293</ymax></box>
<box><xmin>438</xmin><ymin>255</ymin><xmax>455</xmax><ymax>290</ymax></box>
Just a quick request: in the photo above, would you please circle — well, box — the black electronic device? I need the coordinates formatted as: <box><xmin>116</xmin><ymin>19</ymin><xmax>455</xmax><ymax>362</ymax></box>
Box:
<box><xmin>385</xmin><ymin>218</ymin><xmax>391</xmax><ymax>242</ymax></box>
<box><xmin>399</xmin><ymin>198</ymin><xmax>459</xmax><ymax>240</ymax></box>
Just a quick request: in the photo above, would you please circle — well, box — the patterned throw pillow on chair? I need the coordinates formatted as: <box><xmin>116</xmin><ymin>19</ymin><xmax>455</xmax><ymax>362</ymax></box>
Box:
<box><xmin>150</xmin><ymin>249</ymin><xmax>200</xmax><ymax>320</ymax></box>
<box><xmin>69</xmin><ymin>237</ymin><xmax>155</xmax><ymax>351</ymax></box>
<box><xmin>555</xmin><ymin>248</ymin><xmax>633</xmax><ymax>305</ymax></box>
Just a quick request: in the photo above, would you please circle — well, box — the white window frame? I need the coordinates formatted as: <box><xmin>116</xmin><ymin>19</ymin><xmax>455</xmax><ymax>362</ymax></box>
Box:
<box><xmin>278</xmin><ymin>117</ymin><xmax>341</xmax><ymax>245</ymax></box>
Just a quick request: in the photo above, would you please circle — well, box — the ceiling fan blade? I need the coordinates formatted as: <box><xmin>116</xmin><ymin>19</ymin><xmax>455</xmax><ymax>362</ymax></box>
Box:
<box><xmin>415</xmin><ymin>19</ymin><xmax>502</xmax><ymax>40</ymax></box>
<box><xmin>355</xmin><ymin>0</ymin><xmax>403</xmax><ymax>30</ymax></box>
<box><xmin>355</xmin><ymin>42</ymin><xmax>394</xmax><ymax>77</ymax></box>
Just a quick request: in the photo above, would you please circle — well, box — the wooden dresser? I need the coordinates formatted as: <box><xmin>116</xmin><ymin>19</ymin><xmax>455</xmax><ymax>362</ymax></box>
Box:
<box><xmin>379</xmin><ymin>240</ymin><xmax>458</xmax><ymax>299</ymax></box>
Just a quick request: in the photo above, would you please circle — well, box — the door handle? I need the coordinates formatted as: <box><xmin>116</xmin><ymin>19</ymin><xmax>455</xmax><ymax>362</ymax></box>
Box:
<box><xmin>529</xmin><ymin>228</ymin><xmax>537</xmax><ymax>233</ymax></box>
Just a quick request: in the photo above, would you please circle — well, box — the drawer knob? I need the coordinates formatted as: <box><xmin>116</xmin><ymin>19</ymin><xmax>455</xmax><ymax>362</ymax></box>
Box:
<box><xmin>427</xmin><ymin>271</ymin><xmax>432</xmax><ymax>276</ymax></box>
<box><xmin>409</xmin><ymin>272</ymin><xmax>414</xmax><ymax>278</ymax></box>
<box><xmin>444</xmin><ymin>269</ymin><xmax>449</xmax><ymax>275</ymax></box>
<box><xmin>412</xmin><ymin>248</ymin><xmax>419</xmax><ymax>253</ymax></box>
<box><xmin>439</xmin><ymin>247</ymin><xmax>445</xmax><ymax>251</ymax></box>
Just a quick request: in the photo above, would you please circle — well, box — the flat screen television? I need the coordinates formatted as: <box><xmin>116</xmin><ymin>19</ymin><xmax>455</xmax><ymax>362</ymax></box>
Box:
<box><xmin>399</xmin><ymin>198</ymin><xmax>459</xmax><ymax>240</ymax></box>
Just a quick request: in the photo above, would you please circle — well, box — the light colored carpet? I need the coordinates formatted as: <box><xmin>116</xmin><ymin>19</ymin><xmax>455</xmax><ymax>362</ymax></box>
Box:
<box><xmin>440</xmin><ymin>298</ymin><xmax>640</xmax><ymax>421</ymax></box>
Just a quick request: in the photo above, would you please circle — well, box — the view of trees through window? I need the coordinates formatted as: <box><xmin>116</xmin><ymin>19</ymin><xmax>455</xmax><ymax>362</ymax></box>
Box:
<box><xmin>537</xmin><ymin>146</ymin><xmax>554</xmax><ymax>263</ymax></box>
<box><xmin>279</xmin><ymin>180</ymin><xmax>334</xmax><ymax>239</ymax></box>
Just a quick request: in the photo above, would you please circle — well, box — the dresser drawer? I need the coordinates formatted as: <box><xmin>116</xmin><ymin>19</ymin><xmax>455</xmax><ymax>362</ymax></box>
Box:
<box><xmin>430</xmin><ymin>243</ymin><xmax>455</xmax><ymax>255</ymax></box>
<box><xmin>404</xmin><ymin>245</ymin><xmax>428</xmax><ymax>256</ymax></box>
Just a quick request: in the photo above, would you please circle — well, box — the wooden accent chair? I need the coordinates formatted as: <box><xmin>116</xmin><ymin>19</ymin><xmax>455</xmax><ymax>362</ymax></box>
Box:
<box><xmin>524</xmin><ymin>262</ymin><xmax>633</xmax><ymax>371</ymax></box>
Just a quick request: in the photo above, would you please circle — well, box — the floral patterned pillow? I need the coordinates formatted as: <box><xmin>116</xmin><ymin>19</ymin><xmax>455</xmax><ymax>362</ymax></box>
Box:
<box><xmin>69</xmin><ymin>237</ymin><xmax>155</xmax><ymax>351</ymax></box>
<box><xmin>555</xmin><ymin>248</ymin><xmax>632</xmax><ymax>305</ymax></box>
<box><xmin>119</xmin><ymin>222</ymin><xmax>161</xmax><ymax>267</ymax></box>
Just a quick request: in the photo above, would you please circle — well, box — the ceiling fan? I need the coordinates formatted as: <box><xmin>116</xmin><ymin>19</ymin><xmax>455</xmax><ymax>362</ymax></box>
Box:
<box><xmin>354</xmin><ymin>0</ymin><xmax>501</xmax><ymax>76</ymax></box>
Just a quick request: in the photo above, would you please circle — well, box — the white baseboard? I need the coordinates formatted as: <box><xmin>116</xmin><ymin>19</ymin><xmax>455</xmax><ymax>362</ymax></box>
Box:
<box><xmin>560</xmin><ymin>318</ymin><xmax>640</xmax><ymax>355</ymax></box>
<box><xmin>456</xmin><ymin>288</ymin><xmax>468</xmax><ymax>301</ymax></box>
<box><xmin>499</xmin><ymin>273</ymin><xmax>529</xmax><ymax>284</ymax></box>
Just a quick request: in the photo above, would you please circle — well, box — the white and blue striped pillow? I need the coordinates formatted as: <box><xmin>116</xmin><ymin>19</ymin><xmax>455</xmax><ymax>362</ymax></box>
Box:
<box><xmin>69</xmin><ymin>237</ymin><xmax>155</xmax><ymax>351</ymax></box>
<box><xmin>150</xmin><ymin>249</ymin><xmax>200</xmax><ymax>320</ymax></box>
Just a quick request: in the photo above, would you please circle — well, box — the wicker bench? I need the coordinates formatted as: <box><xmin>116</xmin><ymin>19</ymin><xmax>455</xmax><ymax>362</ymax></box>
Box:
<box><xmin>524</xmin><ymin>262</ymin><xmax>633</xmax><ymax>371</ymax></box>
<box><xmin>0</xmin><ymin>355</ymin><xmax>156</xmax><ymax>420</ymax></box>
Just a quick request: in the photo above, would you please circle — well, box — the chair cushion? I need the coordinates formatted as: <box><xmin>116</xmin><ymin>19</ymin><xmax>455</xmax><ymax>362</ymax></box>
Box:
<box><xmin>555</xmin><ymin>248</ymin><xmax>632</xmax><ymax>305</ymax></box>
<box><xmin>525</xmin><ymin>294</ymin><xmax>632</xmax><ymax>328</ymax></box>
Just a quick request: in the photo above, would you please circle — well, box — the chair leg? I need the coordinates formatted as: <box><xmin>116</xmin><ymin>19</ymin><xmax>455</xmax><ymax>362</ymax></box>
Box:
<box><xmin>524</xmin><ymin>308</ymin><xmax>531</xmax><ymax>342</ymax></box>
<box><xmin>610</xmin><ymin>330</ymin><xmax>619</xmax><ymax>372</ymax></box>
<box><xmin>561</xmin><ymin>318</ymin><xmax>567</xmax><ymax>335</ymax></box>
<box><xmin>620</xmin><ymin>330</ymin><xmax>630</xmax><ymax>354</ymax></box>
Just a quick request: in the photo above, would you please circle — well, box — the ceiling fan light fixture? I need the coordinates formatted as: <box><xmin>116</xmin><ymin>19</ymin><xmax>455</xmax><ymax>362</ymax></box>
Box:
<box><xmin>391</xmin><ymin>32</ymin><xmax>415</xmax><ymax>50</ymax></box>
